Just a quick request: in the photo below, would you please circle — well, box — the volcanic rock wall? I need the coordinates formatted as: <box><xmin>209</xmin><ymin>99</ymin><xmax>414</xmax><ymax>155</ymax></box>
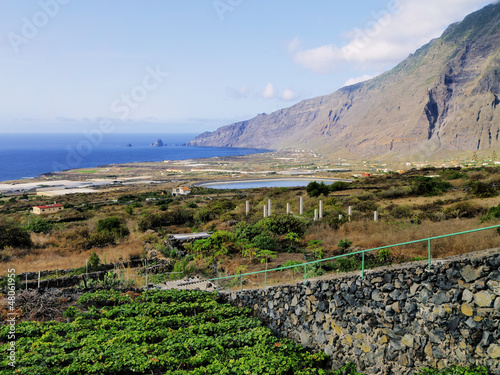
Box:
<box><xmin>223</xmin><ymin>249</ymin><xmax>500</xmax><ymax>374</ymax></box>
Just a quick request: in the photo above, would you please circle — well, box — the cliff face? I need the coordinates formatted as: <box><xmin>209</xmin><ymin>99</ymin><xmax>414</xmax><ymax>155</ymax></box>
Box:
<box><xmin>189</xmin><ymin>4</ymin><xmax>500</xmax><ymax>159</ymax></box>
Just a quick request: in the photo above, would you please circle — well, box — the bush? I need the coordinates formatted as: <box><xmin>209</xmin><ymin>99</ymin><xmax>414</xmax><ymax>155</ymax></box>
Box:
<box><xmin>329</xmin><ymin>181</ymin><xmax>350</xmax><ymax>192</ymax></box>
<box><xmin>256</xmin><ymin>214</ymin><xmax>307</xmax><ymax>236</ymax></box>
<box><xmin>86</xmin><ymin>230</ymin><xmax>117</xmax><ymax>248</ymax></box>
<box><xmin>306</xmin><ymin>181</ymin><xmax>330</xmax><ymax>197</ymax></box>
<box><xmin>96</xmin><ymin>216</ymin><xmax>129</xmax><ymax>237</ymax></box>
<box><xmin>385</xmin><ymin>204</ymin><xmax>413</xmax><ymax>219</ymax></box>
<box><xmin>338</xmin><ymin>239</ymin><xmax>352</xmax><ymax>253</ymax></box>
<box><xmin>481</xmin><ymin>203</ymin><xmax>500</xmax><ymax>221</ymax></box>
<box><xmin>414</xmin><ymin>365</ymin><xmax>488</xmax><ymax>375</ymax></box>
<box><xmin>412</xmin><ymin>177</ymin><xmax>452</xmax><ymax>196</ymax></box>
<box><xmin>252</xmin><ymin>231</ymin><xmax>279</xmax><ymax>251</ymax></box>
<box><xmin>194</xmin><ymin>207</ymin><xmax>217</xmax><ymax>224</ymax></box>
<box><xmin>444</xmin><ymin>201</ymin><xmax>487</xmax><ymax>219</ymax></box>
<box><xmin>0</xmin><ymin>223</ymin><xmax>33</xmax><ymax>250</ymax></box>
<box><xmin>377</xmin><ymin>186</ymin><xmax>413</xmax><ymax>199</ymax></box>
<box><xmin>24</xmin><ymin>216</ymin><xmax>55</xmax><ymax>233</ymax></box>
<box><xmin>465</xmin><ymin>181</ymin><xmax>498</xmax><ymax>198</ymax></box>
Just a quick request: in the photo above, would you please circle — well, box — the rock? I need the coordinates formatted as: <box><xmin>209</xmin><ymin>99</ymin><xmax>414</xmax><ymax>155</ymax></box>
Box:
<box><xmin>372</xmin><ymin>290</ymin><xmax>383</xmax><ymax>302</ymax></box>
<box><xmin>461</xmin><ymin>265</ymin><xmax>482</xmax><ymax>283</ymax></box>
<box><xmin>382</xmin><ymin>283</ymin><xmax>395</xmax><ymax>292</ymax></box>
<box><xmin>487</xmin><ymin>280</ymin><xmax>500</xmax><ymax>296</ymax></box>
<box><xmin>462</xmin><ymin>289</ymin><xmax>473</xmax><ymax>303</ymax></box>
<box><xmin>487</xmin><ymin>344</ymin><xmax>500</xmax><ymax>358</ymax></box>
<box><xmin>461</xmin><ymin>303</ymin><xmax>474</xmax><ymax>317</ymax></box>
<box><xmin>429</xmin><ymin>329</ymin><xmax>445</xmax><ymax>344</ymax></box>
<box><xmin>475</xmin><ymin>291</ymin><xmax>494</xmax><ymax>307</ymax></box>
<box><xmin>419</xmin><ymin>288</ymin><xmax>432</xmax><ymax>305</ymax></box>
<box><xmin>432</xmin><ymin>346</ymin><xmax>446</xmax><ymax>359</ymax></box>
<box><xmin>405</xmin><ymin>302</ymin><xmax>417</xmax><ymax>315</ymax></box>
<box><xmin>494</xmin><ymin>297</ymin><xmax>500</xmax><ymax>311</ymax></box>
<box><xmin>151</xmin><ymin>138</ymin><xmax>164</xmax><ymax>147</ymax></box>
<box><xmin>402</xmin><ymin>334</ymin><xmax>414</xmax><ymax>348</ymax></box>
<box><xmin>430</xmin><ymin>291</ymin><xmax>450</xmax><ymax>305</ymax></box>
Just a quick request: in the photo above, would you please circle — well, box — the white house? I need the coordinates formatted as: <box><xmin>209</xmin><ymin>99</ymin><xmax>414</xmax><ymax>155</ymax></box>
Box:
<box><xmin>172</xmin><ymin>186</ymin><xmax>191</xmax><ymax>196</ymax></box>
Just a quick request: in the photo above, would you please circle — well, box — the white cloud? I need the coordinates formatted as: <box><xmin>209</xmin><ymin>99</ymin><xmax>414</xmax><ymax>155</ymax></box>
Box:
<box><xmin>262</xmin><ymin>83</ymin><xmax>277</xmax><ymax>99</ymax></box>
<box><xmin>344</xmin><ymin>75</ymin><xmax>375</xmax><ymax>87</ymax></box>
<box><xmin>281</xmin><ymin>88</ymin><xmax>297</xmax><ymax>101</ymax></box>
<box><xmin>290</xmin><ymin>0</ymin><xmax>491</xmax><ymax>74</ymax></box>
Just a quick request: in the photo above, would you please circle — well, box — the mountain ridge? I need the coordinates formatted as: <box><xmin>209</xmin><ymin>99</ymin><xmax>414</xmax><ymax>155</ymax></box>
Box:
<box><xmin>188</xmin><ymin>3</ymin><xmax>500</xmax><ymax>160</ymax></box>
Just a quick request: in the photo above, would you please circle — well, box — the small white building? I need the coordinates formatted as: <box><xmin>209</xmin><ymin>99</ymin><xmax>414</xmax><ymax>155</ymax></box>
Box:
<box><xmin>32</xmin><ymin>204</ymin><xmax>64</xmax><ymax>215</ymax></box>
<box><xmin>172</xmin><ymin>186</ymin><xmax>191</xmax><ymax>196</ymax></box>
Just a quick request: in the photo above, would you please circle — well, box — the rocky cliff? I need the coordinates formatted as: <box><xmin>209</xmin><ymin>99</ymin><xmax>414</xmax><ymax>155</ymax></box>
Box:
<box><xmin>189</xmin><ymin>3</ymin><xmax>500</xmax><ymax>160</ymax></box>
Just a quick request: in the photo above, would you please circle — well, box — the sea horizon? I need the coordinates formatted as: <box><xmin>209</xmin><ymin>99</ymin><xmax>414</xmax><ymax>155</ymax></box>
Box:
<box><xmin>0</xmin><ymin>132</ymin><xmax>267</xmax><ymax>182</ymax></box>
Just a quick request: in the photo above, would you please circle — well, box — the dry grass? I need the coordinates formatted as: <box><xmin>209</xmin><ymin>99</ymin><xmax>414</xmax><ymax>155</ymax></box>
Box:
<box><xmin>306</xmin><ymin>218</ymin><xmax>500</xmax><ymax>262</ymax></box>
<box><xmin>2</xmin><ymin>235</ymin><xmax>143</xmax><ymax>276</ymax></box>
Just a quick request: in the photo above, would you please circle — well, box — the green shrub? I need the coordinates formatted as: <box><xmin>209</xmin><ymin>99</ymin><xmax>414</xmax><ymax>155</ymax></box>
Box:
<box><xmin>252</xmin><ymin>231</ymin><xmax>279</xmax><ymax>251</ymax></box>
<box><xmin>329</xmin><ymin>181</ymin><xmax>350</xmax><ymax>192</ymax></box>
<box><xmin>88</xmin><ymin>251</ymin><xmax>101</xmax><ymax>269</ymax></box>
<box><xmin>338</xmin><ymin>239</ymin><xmax>352</xmax><ymax>253</ymax></box>
<box><xmin>414</xmin><ymin>365</ymin><xmax>488</xmax><ymax>375</ymax></box>
<box><xmin>465</xmin><ymin>181</ymin><xmax>498</xmax><ymax>198</ymax></box>
<box><xmin>481</xmin><ymin>203</ymin><xmax>500</xmax><ymax>221</ymax></box>
<box><xmin>385</xmin><ymin>204</ymin><xmax>413</xmax><ymax>219</ymax></box>
<box><xmin>306</xmin><ymin>181</ymin><xmax>330</xmax><ymax>197</ymax></box>
<box><xmin>256</xmin><ymin>213</ymin><xmax>307</xmax><ymax>236</ymax></box>
<box><xmin>96</xmin><ymin>216</ymin><xmax>129</xmax><ymax>237</ymax></box>
<box><xmin>24</xmin><ymin>216</ymin><xmax>55</xmax><ymax>234</ymax></box>
<box><xmin>412</xmin><ymin>177</ymin><xmax>452</xmax><ymax>196</ymax></box>
<box><xmin>0</xmin><ymin>223</ymin><xmax>33</xmax><ymax>250</ymax></box>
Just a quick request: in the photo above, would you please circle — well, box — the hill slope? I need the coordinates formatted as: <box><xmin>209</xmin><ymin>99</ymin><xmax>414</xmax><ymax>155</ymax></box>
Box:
<box><xmin>189</xmin><ymin>3</ymin><xmax>500</xmax><ymax>160</ymax></box>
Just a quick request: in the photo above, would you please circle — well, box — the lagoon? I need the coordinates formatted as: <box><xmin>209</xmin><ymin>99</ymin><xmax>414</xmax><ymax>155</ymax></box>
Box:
<box><xmin>197</xmin><ymin>178</ymin><xmax>350</xmax><ymax>190</ymax></box>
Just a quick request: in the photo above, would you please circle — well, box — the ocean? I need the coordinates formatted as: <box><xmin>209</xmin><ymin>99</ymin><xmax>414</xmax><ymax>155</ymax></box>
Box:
<box><xmin>0</xmin><ymin>133</ymin><xmax>267</xmax><ymax>182</ymax></box>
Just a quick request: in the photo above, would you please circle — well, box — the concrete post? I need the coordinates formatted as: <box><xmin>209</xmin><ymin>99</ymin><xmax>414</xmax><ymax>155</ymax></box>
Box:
<box><xmin>339</xmin><ymin>214</ymin><xmax>343</xmax><ymax>220</ymax></box>
<box><xmin>286</xmin><ymin>203</ymin><xmax>290</xmax><ymax>214</ymax></box>
<box><xmin>299</xmin><ymin>197</ymin><xmax>304</xmax><ymax>215</ymax></box>
<box><xmin>268</xmin><ymin>199</ymin><xmax>272</xmax><ymax>216</ymax></box>
<box><xmin>319</xmin><ymin>200</ymin><xmax>323</xmax><ymax>219</ymax></box>
<box><xmin>374</xmin><ymin>211</ymin><xmax>379</xmax><ymax>222</ymax></box>
<box><xmin>264</xmin><ymin>205</ymin><xmax>267</xmax><ymax>218</ymax></box>
<box><xmin>246</xmin><ymin>201</ymin><xmax>250</xmax><ymax>215</ymax></box>
<box><xmin>314</xmin><ymin>209</ymin><xmax>319</xmax><ymax>221</ymax></box>
<box><xmin>348</xmin><ymin>206</ymin><xmax>352</xmax><ymax>216</ymax></box>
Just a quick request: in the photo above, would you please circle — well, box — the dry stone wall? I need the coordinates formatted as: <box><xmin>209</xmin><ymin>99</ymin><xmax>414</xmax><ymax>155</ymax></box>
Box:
<box><xmin>223</xmin><ymin>248</ymin><xmax>500</xmax><ymax>375</ymax></box>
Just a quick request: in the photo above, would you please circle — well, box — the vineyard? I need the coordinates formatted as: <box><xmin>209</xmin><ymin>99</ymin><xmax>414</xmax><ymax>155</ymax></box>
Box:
<box><xmin>0</xmin><ymin>289</ymin><xmax>329</xmax><ymax>374</ymax></box>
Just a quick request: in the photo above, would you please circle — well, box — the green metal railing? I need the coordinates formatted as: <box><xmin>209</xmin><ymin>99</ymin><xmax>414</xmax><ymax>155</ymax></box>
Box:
<box><xmin>209</xmin><ymin>224</ymin><xmax>500</xmax><ymax>293</ymax></box>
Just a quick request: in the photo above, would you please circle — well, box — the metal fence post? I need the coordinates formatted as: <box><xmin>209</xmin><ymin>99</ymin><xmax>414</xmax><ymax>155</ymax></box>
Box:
<box><xmin>362</xmin><ymin>252</ymin><xmax>365</xmax><ymax>279</ymax></box>
<box><xmin>264</xmin><ymin>271</ymin><xmax>267</xmax><ymax>290</ymax></box>
<box><xmin>304</xmin><ymin>264</ymin><xmax>307</xmax><ymax>285</ymax></box>
<box><xmin>428</xmin><ymin>239</ymin><xmax>431</xmax><ymax>269</ymax></box>
<box><xmin>38</xmin><ymin>271</ymin><xmax>40</xmax><ymax>289</ymax></box>
<box><xmin>240</xmin><ymin>275</ymin><xmax>243</xmax><ymax>292</ymax></box>
<box><xmin>216</xmin><ymin>278</ymin><xmax>219</xmax><ymax>293</ymax></box>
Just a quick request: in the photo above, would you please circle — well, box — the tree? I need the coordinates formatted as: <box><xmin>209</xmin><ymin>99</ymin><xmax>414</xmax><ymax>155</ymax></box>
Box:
<box><xmin>256</xmin><ymin>249</ymin><xmax>277</xmax><ymax>270</ymax></box>
<box><xmin>306</xmin><ymin>181</ymin><xmax>329</xmax><ymax>197</ymax></box>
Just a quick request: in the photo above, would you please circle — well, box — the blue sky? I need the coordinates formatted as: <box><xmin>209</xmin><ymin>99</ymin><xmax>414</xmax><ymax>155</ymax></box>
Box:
<box><xmin>0</xmin><ymin>0</ymin><xmax>493</xmax><ymax>134</ymax></box>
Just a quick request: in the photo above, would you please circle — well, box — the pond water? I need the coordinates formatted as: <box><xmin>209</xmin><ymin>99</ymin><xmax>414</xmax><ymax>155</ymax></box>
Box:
<box><xmin>198</xmin><ymin>179</ymin><xmax>346</xmax><ymax>190</ymax></box>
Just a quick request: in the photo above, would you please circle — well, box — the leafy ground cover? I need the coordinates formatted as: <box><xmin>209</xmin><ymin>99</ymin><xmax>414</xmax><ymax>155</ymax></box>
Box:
<box><xmin>0</xmin><ymin>289</ymin><xmax>328</xmax><ymax>374</ymax></box>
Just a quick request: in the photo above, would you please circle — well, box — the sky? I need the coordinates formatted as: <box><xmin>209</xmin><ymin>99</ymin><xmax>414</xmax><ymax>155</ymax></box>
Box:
<box><xmin>0</xmin><ymin>0</ymin><xmax>494</xmax><ymax>134</ymax></box>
